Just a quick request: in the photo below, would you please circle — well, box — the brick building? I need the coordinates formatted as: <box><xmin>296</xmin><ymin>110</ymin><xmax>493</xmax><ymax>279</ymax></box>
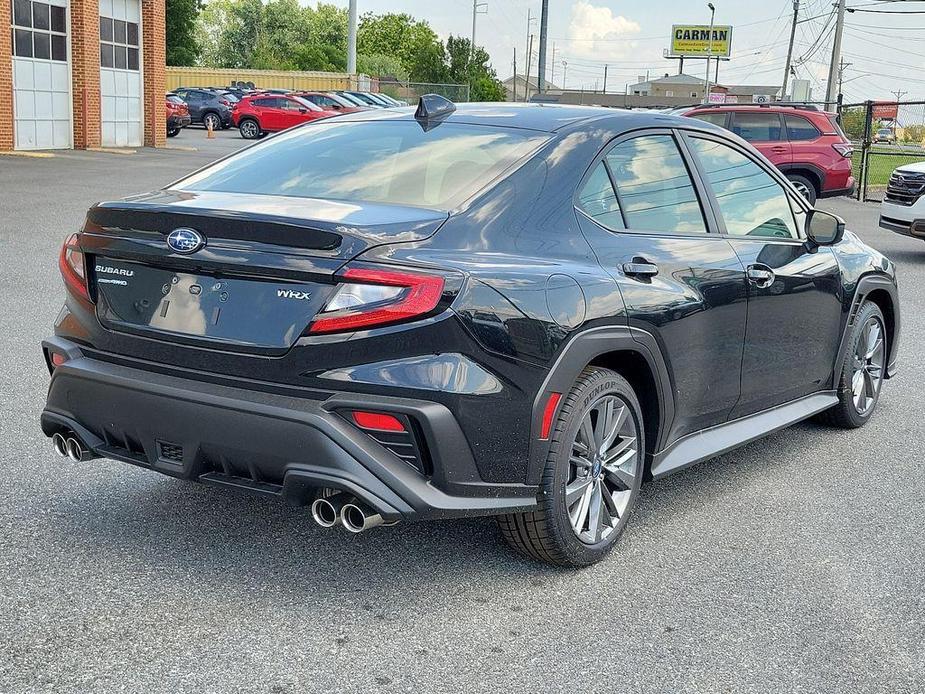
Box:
<box><xmin>1</xmin><ymin>0</ymin><xmax>165</xmax><ymax>151</ymax></box>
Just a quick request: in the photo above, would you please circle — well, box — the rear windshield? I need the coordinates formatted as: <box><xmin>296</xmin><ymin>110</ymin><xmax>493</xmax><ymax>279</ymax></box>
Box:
<box><xmin>178</xmin><ymin>121</ymin><xmax>548</xmax><ymax>209</ymax></box>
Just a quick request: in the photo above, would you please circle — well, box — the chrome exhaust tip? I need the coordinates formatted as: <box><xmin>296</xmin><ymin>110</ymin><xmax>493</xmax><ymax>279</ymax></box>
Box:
<box><xmin>65</xmin><ymin>437</ymin><xmax>85</xmax><ymax>463</ymax></box>
<box><xmin>341</xmin><ymin>502</ymin><xmax>386</xmax><ymax>533</ymax></box>
<box><xmin>311</xmin><ymin>492</ymin><xmax>350</xmax><ymax>528</ymax></box>
<box><xmin>52</xmin><ymin>433</ymin><xmax>68</xmax><ymax>458</ymax></box>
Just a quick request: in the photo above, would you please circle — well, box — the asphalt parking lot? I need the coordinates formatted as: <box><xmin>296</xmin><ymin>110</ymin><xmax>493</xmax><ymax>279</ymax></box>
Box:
<box><xmin>2</xmin><ymin>133</ymin><xmax>924</xmax><ymax>693</ymax></box>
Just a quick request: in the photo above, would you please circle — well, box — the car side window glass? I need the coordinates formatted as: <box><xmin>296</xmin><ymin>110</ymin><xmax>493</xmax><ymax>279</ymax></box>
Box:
<box><xmin>731</xmin><ymin>112</ymin><xmax>782</xmax><ymax>142</ymax></box>
<box><xmin>784</xmin><ymin>115</ymin><xmax>820</xmax><ymax>141</ymax></box>
<box><xmin>605</xmin><ymin>135</ymin><xmax>707</xmax><ymax>234</ymax></box>
<box><xmin>689</xmin><ymin>112</ymin><xmax>726</xmax><ymax>127</ymax></box>
<box><xmin>690</xmin><ymin>137</ymin><xmax>799</xmax><ymax>240</ymax></box>
<box><xmin>577</xmin><ymin>163</ymin><xmax>625</xmax><ymax>229</ymax></box>
<box><xmin>254</xmin><ymin>98</ymin><xmax>275</xmax><ymax>108</ymax></box>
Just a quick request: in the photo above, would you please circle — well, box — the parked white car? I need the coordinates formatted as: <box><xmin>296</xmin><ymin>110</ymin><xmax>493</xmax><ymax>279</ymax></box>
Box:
<box><xmin>880</xmin><ymin>162</ymin><xmax>925</xmax><ymax>240</ymax></box>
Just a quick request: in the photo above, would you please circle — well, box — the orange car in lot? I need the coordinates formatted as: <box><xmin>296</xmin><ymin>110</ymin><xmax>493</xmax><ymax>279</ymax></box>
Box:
<box><xmin>166</xmin><ymin>93</ymin><xmax>191</xmax><ymax>138</ymax></box>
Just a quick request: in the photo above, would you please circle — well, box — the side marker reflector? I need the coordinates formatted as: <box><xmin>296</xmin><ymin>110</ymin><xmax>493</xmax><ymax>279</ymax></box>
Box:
<box><xmin>352</xmin><ymin>411</ymin><xmax>407</xmax><ymax>433</ymax></box>
<box><xmin>540</xmin><ymin>392</ymin><xmax>562</xmax><ymax>440</ymax></box>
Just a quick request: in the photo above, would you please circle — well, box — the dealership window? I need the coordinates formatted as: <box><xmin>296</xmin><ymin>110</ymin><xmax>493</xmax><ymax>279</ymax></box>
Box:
<box><xmin>99</xmin><ymin>15</ymin><xmax>139</xmax><ymax>70</ymax></box>
<box><xmin>11</xmin><ymin>0</ymin><xmax>67</xmax><ymax>60</ymax></box>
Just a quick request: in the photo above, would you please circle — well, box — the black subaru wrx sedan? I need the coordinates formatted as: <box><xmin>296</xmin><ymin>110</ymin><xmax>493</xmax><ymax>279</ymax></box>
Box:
<box><xmin>41</xmin><ymin>97</ymin><xmax>899</xmax><ymax>567</ymax></box>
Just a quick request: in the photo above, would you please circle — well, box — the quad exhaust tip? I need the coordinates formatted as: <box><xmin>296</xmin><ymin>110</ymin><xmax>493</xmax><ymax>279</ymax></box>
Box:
<box><xmin>52</xmin><ymin>432</ymin><xmax>90</xmax><ymax>462</ymax></box>
<box><xmin>341</xmin><ymin>502</ymin><xmax>386</xmax><ymax>533</ymax></box>
<box><xmin>52</xmin><ymin>432</ymin><xmax>68</xmax><ymax>458</ymax></box>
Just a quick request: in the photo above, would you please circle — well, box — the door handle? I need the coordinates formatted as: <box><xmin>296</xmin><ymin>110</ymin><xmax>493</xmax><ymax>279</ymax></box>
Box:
<box><xmin>770</xmin><ymin>146</ymin><xmax>788</xmax><ymax>153</ymax></box>
<box><xmin>622</xmin><ymin>260</ymin><xmax>659</xmax><ymax>278</ymax></box>
<box><xmin>746</xmin><ymin>264</ymin><xmax>775</xmax><ymax>288</ymax></box>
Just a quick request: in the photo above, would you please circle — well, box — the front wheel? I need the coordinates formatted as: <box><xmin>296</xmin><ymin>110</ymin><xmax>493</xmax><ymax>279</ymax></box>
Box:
<box><xmin>239</xmin><ymin>119</ymin><xmax>261</xmax><ymax>139</ymax></box>
<box><xmin>498</xmin><ymin>367</ymin><xmax>644</xmax><ymax>567</ymax></box>
<box><xmin>818</xmin><ymin>301</ymin><xmax>887</xmax><ymax>428</ymax></box>
<box><xmin>166</xmin><ymin>127</ymin><xmax>179</xmax><ymax>138</ymax></box>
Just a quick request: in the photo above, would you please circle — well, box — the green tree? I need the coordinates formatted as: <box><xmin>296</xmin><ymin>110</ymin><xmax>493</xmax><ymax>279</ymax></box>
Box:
<box><xmin>357</xmin><ymin>53</ymin><xmax>408</xmax><ymax>80</ymax></box>
<box><xmin>166</xmin><ymin>0</ymin><xmax>201</xmax><ymax>66</ymax></box>
<box><xmin>840</xmin><ymin>107</ymin><xmax>867</xmax><ymax>141</ymax></box>
<box><xmin>357</xmin><ymin>13</ymin><xmax>446</xmax><ymax>82</ymax></box>
<box><xmin>197</xmin><ymin>0</ymin><xmax>263</xmax><ymax>68</ymax></box>
<box><xmin>444</xmin><ymin>35</ymin><xmax>506</xmax><ymax>102</ymax></box>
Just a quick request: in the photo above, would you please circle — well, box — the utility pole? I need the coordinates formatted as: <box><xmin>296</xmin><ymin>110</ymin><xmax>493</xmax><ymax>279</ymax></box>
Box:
<box><xmin>838</xmin><ymin>59</ymin><xmax>852</xmax><ymax>99</ymax></box>
<box><xmin>471</xmin><ymin>0</ymin><xmax>488</xmax><ymax>60</ymax></box>
<box><xmin>892</xmin><ymin>89</ymin><xmax>908</xmax><ymax>140</ymax></box>
<box><xmin>524</xmin><ymin>9</ymin><xmax>536</xmax><ymax>101</ymax></box>
<box><xmin>550</xmin><ymin>43</ymin><xmax>557</xmax><ymax>86</ymax></box>
<box><xmin>603</xmin><ymin>65</ymin><xmax>608</xmax><ymax>94</ymax></box>
<box><xmin>562</xmin><ymin>60</ymin><xmax>568</xmax><ymax>90</ymax></box>
<box><xmin>512</xmin><ymin>47</ymin><xmax>517</xmax><ymax>102</ymax></box>
<box><xmin>703</xmin><ymin>3</ymin><xmax>716</xmax><ymax>104</ymax></box>
<box><xmin>524</xmin><ymin>33</ymin><xmax>534</xmax><ymax>102</ymax></box>
<box><xmin>347</xmin><ymin>0</ymin><xmax>357</xmax><ymax>76</ymax></box>
<box><xmin>782</xmin><ymin>0</ymin><xmax>799</xmax><ymax>101</ymax></box>
<box><xmin>825</xmin><ymin>0</ymin><xmax>847</xmax><ymax>108</ymax></box>
<box><xmin>537</xmin><ymin>0</ymin><xmax>549</xmax><ymax>93</ymax></box>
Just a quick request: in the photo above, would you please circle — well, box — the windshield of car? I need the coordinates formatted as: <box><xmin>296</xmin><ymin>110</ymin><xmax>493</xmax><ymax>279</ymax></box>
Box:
<box><xmin>878</xmin><ymin>128</ymin><xmax>892</xmax><ymax>136</ymax></box>
<box><xmin>167</xmin><ymin>94</ymin><xmax>184</xmax><ymax>104</ymax></box>
<box><xmin>291</xmin><ymin>96</ymin><xmax>323</xmax><ymax>111</ymax></box>
<box><xmin>178</xmin><ymin>121</ymin><xmax>548</xmax><ymax>209</ymax></box>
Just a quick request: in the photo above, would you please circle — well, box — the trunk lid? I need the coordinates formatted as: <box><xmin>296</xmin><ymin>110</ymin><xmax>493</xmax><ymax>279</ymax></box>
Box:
<box><xmin>81</xmin><ymin>190</ymin><xmax>447</xmax><ymax>352</ymax></box>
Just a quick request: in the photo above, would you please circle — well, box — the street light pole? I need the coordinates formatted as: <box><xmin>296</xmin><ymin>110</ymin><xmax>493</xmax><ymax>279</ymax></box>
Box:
<box><xmin>347</xmin><ymin>0</ymin><xmax>357</xmax><ymax>77</ymax></box>
<box><xmin>703</xmin><ymin>3</ymin><xmax>715</xmax><ymax>104</ymax></box>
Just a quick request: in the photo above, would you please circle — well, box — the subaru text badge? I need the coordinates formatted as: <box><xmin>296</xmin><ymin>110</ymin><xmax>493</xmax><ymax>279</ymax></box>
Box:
<box><xmin>166</xmin><ymin>228</ymin><xmax>205</xmax><ymax>254</ymax></box>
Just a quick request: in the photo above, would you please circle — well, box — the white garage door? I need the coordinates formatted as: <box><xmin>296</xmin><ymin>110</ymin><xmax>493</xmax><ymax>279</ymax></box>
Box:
<box><xmin>99</xmin><ymin>0</ymin><xmax>141</xmax><ymax>147</ymax></box>
<box><xmin>11</xmin><ymin>0</ymin><xmax>72</xmax><ymax>150</ymax></box>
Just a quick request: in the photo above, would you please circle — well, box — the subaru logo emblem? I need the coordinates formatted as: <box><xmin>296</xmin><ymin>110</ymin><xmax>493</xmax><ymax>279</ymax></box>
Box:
<box><xmin>166</xmin><ymin>228</ymin><xmax>205</xmax><ymax>254</ymax></box>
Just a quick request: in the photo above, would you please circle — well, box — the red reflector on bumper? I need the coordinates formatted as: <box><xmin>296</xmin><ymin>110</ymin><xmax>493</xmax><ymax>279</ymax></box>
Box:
<box><xmin>352</xmin><ymin>411</ymin><xmax>406</xmax><ymax>432</ymax></box>
<box><xmin>540</xmin><ymin>392</ymin><xmax>562</xmax><ymax>440</ymax></box>
<box><xmin>50</xmin><ymin>352</ymin><xmax>67</xmax><ymax>367</ymax></box>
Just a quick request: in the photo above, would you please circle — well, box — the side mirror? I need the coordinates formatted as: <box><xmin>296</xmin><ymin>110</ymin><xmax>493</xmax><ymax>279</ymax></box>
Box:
<box><xmin>806</xmin><ymin>209</ymin><xmax>845</xmax><ymax>246</ymax></box>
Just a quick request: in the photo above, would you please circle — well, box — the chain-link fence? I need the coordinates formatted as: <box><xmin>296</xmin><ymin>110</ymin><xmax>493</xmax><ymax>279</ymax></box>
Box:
<box><xmin>373</xmin><ymin>79</ymin><xmax>470</xmax><ymax>104</ymax></box>
<box><xmin>838</xmin><ymin>99</ymin><xmax>925</xmax><ymax>203</ymax></box>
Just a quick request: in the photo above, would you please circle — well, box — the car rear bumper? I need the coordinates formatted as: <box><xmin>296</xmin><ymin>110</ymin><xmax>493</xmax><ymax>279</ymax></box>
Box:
<box><xmin>820</xmin><ymin>178</ymin><xmax>855</xmax><ymax>199</ymax></box>
<box><xmin>167</xmin><ymin>114</ymin><xmax>191</xmax><ymax>129</ymax></box>
<box><xmin>40</xmin><ymin>336</ymin><xmax>539</xmax><ymax>521</ymax></box>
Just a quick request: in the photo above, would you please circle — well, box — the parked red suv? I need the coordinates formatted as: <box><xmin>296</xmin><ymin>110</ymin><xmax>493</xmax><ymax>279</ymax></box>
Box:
<box><xmin>232</xmin><ymin>94</ymin><xmax>332</xmax><ymax>139</ymax></box>
<box><xmin>684</xmin><ymin>104</ymin><xmax>854</xmax><ymax>204</ymax></box>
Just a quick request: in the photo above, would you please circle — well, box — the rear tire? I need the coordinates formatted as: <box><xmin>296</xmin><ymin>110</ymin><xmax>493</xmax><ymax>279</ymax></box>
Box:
<box><xmin>498</xmin><ymin>367</ymin><xmax>645</xmax><ymax>567</ymax></box>
<box><xmin>239</xmin><ymin>119</ymin><xmax>261</xmax><ymax>139</ymax></box>
<box><xmin>787</xmin><ymin>173</ymin><xmax>818</xmax><ymax>205</ymax></box>
<box><xmin>203</xmin><ymin>112</ymin><xmax>221</xmax><ymax>132</ymax></box>
<box><xmin>166</xmin><ymin>127</ymin><xmax>179</xmax><ymax>138</ymax></box>
<box><xmin>817</xmin><ymin>301</ymin><xmax>886</xmax><ymax>429</ymax></box>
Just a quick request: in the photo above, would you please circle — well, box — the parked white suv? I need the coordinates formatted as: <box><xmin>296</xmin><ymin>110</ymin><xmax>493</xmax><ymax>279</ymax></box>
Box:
<box><xmin>880</xmin><ymin>162</ymin><xmax>925</xmax><ymax>240</ymax></box>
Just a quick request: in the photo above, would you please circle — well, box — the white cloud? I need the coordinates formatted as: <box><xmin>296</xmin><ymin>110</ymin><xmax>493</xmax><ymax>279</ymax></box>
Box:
<box><xmin>567</xmin><ymin>1</ymin><xmax>641</xmax><ymax>60</ymax></box>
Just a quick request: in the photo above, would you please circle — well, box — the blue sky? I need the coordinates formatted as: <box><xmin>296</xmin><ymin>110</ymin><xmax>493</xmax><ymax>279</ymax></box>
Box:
<box><xmin>323</xmin><ymin>0</ymin><xmax>925</xmax><ymax>102</ymax></box>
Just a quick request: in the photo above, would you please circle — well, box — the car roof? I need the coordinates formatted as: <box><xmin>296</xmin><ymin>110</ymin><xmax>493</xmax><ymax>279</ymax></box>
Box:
<box><xmin>327</xmin><ymin>101</ymin><xmax>692</xmax><ymax>133</ymax></box>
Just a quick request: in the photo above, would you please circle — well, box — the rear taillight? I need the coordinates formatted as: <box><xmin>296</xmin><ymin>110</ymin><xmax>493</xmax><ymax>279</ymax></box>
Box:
<box><xmin>308</xmin><ymin>266</ymin><xmax>445</xmax><ymax>335</ymax></box>
<box><xmin>833</xmin><ymin>143</ymin><xmax>853</xmax><ymax>158</ymax></box>
<box><xmin>59</xmin><ymin>233</ymin><xmax>90</xmax><ymax>301</ymax></box>
<box><xmin>219</xmin><ymin>98</ymin><xmax>231</xmax><ymax>106</ymax></box>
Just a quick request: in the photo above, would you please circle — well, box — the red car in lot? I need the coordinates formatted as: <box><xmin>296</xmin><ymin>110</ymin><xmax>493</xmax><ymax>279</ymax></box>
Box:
<box><xmin>232</xmin><ymin>94</ymin><xmax>331</xmax><ymax>139</ymax></box>
<box><xmin>684</xmin><ymin>104</ymin><xmax>855</xmax><ymax>204</ymax></box>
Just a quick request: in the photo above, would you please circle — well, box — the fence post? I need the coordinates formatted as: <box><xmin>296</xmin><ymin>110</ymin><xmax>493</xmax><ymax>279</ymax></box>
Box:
<box><xmin>859</xmin><ymin>100</ymin><xmax>874</xmax><ymax>202</ymax></box>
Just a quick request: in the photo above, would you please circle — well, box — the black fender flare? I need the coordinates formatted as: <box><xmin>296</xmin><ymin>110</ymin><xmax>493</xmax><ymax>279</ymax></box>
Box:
<box><xmin>834</xmin><ymin>273</ymin><xmax>900</xmax><ymax>383</ymax></box>
<box><xmin>526</xmin><ymin>325</ymin><xmax>675</xmax><ymax>485</ymax></box>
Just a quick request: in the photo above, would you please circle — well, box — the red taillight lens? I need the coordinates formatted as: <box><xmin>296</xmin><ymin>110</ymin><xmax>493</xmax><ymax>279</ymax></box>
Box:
<box><xmin>309</xmin><ymin>266</ymin><xmax>445</xmax><ymax>335</ymax></box>
<box><xmin>833</xmin><ymin>143</ymin><xmax>853</xmax><ymax>158</ymax></box>
<box><xmin>351</xmin><ymin>411</ymin><xmax>407</xmax><ymax>432</ymax></box>
<box><xmin>50</xmin><ymin>352</ymin><xmax>68</xmax><ymax>367</ymax></box>
<box><xmin>59</xmin><ymin>233</ymin><xmax>90</xmax><ymax>300</ymax></box>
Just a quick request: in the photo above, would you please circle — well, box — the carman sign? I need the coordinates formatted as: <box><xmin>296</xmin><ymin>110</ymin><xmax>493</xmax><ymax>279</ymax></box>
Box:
<box><xmin>669</xmin><ymin>25</ymin><xmax>733</xmax><ymax>58</ymax></box>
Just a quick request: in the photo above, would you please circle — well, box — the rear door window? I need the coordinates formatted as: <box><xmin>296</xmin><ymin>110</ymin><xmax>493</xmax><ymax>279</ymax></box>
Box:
<box><xmin>731</xmin><ymin>112</ymin><xmax>783</xmax><ymax>142</ymax></box>
<box><xmin>577</xmin><ymin>163</ymin><xmax>625</xmax><ymax>229</ymax></box>
<box><xmin>784</xmin><ymin>115</ymin><xmax>821</xmax><ymax>141</ymax></box>
<box><xmin>604</xmin><ymin>134</ymin><xmax>707</xmax><ymax>234</ymax></box>
<box><xmin>688</xmin><ymin>112</ymin><xmax>728</xmax><ymax>128</ymax></box>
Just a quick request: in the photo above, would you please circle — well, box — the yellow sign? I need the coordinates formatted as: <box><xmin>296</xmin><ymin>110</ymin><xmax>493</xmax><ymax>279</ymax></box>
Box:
<box><xmin>670</xmin><ymin>25</ymin><xmax>732</xmax><ymax>58</ymax></box>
